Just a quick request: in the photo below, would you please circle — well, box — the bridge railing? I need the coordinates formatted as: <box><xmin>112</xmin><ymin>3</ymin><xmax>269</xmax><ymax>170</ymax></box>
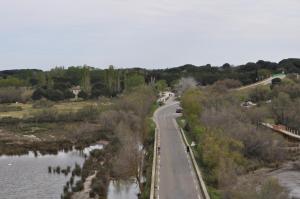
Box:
<box><xmin>261</xmin><ymin>122</ymin><xmax>300</xmax><ymax>140</ymax></box>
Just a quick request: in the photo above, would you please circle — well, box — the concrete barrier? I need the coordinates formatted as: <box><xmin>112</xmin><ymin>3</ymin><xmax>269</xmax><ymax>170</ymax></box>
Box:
<box><xmin>179</xmin><ymin>128</ymin><xmax>211</xmax><ymax>199</ymax></box>
<box><xmin>150</xmin><ymin>127</ymin><xmax>158</xmax><ymax>199</ymax></box>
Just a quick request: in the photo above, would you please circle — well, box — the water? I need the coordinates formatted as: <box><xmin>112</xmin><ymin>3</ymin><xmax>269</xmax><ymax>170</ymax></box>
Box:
<box><xmin>107</xmin><ymin>179</ymin><xmax>139</xmax><ymax>199</ymax></box>
<box><xmin>0</xmin><ymin>145</ymin><xmax>102</xmax><ymax>199</ymax></box>
<box><xmin>276</xmin><ymin>170</ymin><xmax>300</xmax><ymax>199</ymax></box>
<box><xmin>268</xmin><ymin>161</ymin><xmax>300</xmax><ymax>199</ymax></box>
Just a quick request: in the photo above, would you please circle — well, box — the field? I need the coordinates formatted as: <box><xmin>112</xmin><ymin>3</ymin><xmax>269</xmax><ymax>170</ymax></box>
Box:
<box><xmin>0</xmin><ymin>100</ymin><xmax>105</xmax><ymax>119</ymax></box>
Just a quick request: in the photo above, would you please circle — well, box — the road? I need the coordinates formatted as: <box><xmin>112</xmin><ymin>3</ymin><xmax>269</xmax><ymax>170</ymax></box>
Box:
<box><xmin>235</xmin><ymin>74</ymin><xmax>286</xmax><ymax>91</ymax></box>
<box><xmin>154</xmin><ymin>95</ymin><xmax>202</xmax><ymax>199</ymax></box>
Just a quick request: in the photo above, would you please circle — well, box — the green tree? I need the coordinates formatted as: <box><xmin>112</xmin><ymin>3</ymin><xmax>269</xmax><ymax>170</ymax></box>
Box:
<box><xmin>80</xmin><ymin>66</ymin><xmax>91</xmax><ymax>94</ymax></box>
<box><xmin>155</xmin><ymin>80</ymin><xmax>168</xmax><ymax>92</ymax></box>
<box><xmin>125</xmin><ymin>73</ymin><xmax>145</xmax><ymax>91</ymax></box>
<box><xmin>0</xmin><ymin>77</ymin><xmax>26</xmax><ymax>87</ymax></box>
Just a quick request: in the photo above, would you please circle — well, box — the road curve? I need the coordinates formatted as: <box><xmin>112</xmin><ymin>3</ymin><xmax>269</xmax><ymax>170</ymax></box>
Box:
<box><xmin>154</xmin><ymin>96</ymin><xmax>203</xmax><ymax>199</ymax></box>
<box><xmin>235</xmin><ymin>74</ymin><xmax>286</xmax><ymax>91</ymax></box>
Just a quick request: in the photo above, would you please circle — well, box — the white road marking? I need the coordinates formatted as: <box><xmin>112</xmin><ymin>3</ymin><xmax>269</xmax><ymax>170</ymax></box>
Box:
<box><xmin>172</xmin><ymin>118</ymin><xmax>203</xmax><ymax>199</ymax></box>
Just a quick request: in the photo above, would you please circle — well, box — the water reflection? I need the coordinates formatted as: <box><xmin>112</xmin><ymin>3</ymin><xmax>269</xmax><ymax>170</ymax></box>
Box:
<box><xmin>107</xmin><ymin>179</ymin><xmax>139</xmax><ymax>199</ymax></box>
<box><xmin>0</xmin><ymin>144</ymin><xmax>102</xmax><ymax>199</ymax></box>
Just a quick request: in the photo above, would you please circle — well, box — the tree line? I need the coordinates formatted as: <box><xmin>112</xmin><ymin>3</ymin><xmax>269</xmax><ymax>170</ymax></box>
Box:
<box><xmin>0</xmin><ymin>58</ymin><xmax>299</xmax><ymax>103</ymax></box>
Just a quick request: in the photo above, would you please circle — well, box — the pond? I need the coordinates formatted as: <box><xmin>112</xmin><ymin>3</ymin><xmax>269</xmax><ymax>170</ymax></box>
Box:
<box><xmin>0</xmin><ymin>144</ymin><xmax>139</xmax><ymax>199</ymax></box>
<box><xmin>0</xmin><ymin>145</ymin><xmax>100</xmax><ymax>199</ymax></box>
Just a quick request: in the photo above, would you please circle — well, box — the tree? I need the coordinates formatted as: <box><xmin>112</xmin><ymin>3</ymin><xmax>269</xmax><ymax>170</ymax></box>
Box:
<box><xmin>212</xmin><ymin>79</ymin><xmax>242</xmax><ymax>92</ymax></box>
<box><xmin>0</xmin><ymin>87</ymin><xmax>23</xmax><ymax>103</ymax></box>
<box><xmin>78</xmin><ymin>90</ymin><xmax>88</xmax><ymax>99</ymax></box>
<box><xmin>0</xmin><ymin>77</ymin><xmax>26</xmax><ymax>87</ymax></box>
<box><xmin>155</xmin><ymin>80</ymin><xmax>168</xmax><ymax>92</ymax></box>
<box><xmin>176</xmin><ymin>77</ymin><xmax>197</xmax><ymax>95</ymax></box>
<box><xmin>249</xmin><ymin>86</ymin><xmax>271</xmax><ymax>102</ymax></box>
<box><xmin>63</xmin><ymin>90</ymin><xmax>75</xmax><ymax>99</ymax></box>
<box><xmin>46</xmin><ymin>89</ymin><xmax>64</xmax><ymax>101</ymax></box>
<box><xmin>271</xmin><ymin>92</ymin><xmax>291</xmax><ymax>124</ymax></box>
<box><xmin>91</xmin><ymin>83</ymin><xmax>109</xmax><ymax>98</ymax></box>
<box><xmin>125</xmin><ymin>73</ymin><xmax>145</xmax><ymax>91</ymax></box>
<box><xmin>32</xmin><ymin>88</ymin><xmax>46</xmax><ymax>100</ymax></box>
<box><xmin>80</xmin><ymin>66</ymin><xmax>91</xmax><ymax>94</ymax></box>
<box><xmin>113</xmin><ymin>121</ymin><xmax>143</xmax><ymax>192</ymax></box>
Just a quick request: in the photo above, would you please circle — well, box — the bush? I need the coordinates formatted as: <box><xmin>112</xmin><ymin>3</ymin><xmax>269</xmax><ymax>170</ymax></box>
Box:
<box><xmin>46</xmin><ymin>89</ymin><xmax>64</xmax><ymax>101</ymax></box>
<box><xmin>0</xmin><ymin>87</ymin><xmax>23</xmax><ymax>103</ymax></box>
<box><xmin>0</xmin><ymin>77</ymin><xmax>25</xmax><ymax>87</ymax></box>
<box><xmin>32</xmin><ymin>88</ymin><xmax>46</xmax><ymax>100</ymax></box>
<box><xmin>32</xmin><ymin>99</ymin><xmax>54</xmax><ymax>108</ymax></box>
<box><xmin>0</xmin><ymin>116</ymin><xmax>21</xmax><ymax>124</ymax></box>
<box><xmin>0</xmin><ymin>104</ymin><xmax>22</xmax><ymax>112</ymax></box>
<box><xmin>31</xmin><ymin>108</ymin><xmax>58</xmax><ymax>122</ymax></box>
<box><xmin>213</xmin><ymin>79</ymin><xmax>242</xmax><ymax>90</ymax></box>
<box><xmin>53</xmin><ymin>83</ymin><xmax>70</xmax><ymax>91</ymax></box>
<box><xmin>63</xmin><ymin>90</ymin><xmax>75</xmax><ymax>99</ymax></box>
<box><xmin>248</xmin><ymin>86</ymin><xmax>271</xmax><ymax>102</ymax></box>
<box><xmin>75</xmin><ymin>105</ymin><xmax>101</xmax><ymax>121</ymax></box>
<box><xmin>78</xmin><ymin>90</ymin><xmax>88</xmax><ymax>99</ymax></box>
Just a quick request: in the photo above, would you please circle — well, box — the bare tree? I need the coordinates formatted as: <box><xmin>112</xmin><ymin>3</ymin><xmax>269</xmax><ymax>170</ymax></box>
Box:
<box><xmin>176</xmin><ymin>77</ymin><xmax>197</xmax><ymax>95</ymax></box>
<box><xmin>113</xmin><ymin>121</ymin><xmax>144</xmax><ymax>192</ymax></box>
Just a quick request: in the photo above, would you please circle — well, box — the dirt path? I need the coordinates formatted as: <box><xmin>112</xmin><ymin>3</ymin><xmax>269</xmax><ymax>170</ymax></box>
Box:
<box><xmin>72</xmin><ymin>171</ymin><xmax>98</xmax><ymax>199</ymax></box>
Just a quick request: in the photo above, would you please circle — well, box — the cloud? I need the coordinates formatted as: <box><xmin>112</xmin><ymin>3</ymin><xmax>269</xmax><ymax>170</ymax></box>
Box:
<box><xmin>0</xmin><ymin>0</ymin><xmax>299</xmax><ymax>70</ymax></box>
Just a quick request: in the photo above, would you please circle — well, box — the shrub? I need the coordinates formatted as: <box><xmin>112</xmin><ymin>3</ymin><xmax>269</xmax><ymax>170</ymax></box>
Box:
<box><xmin>0</xmin><ymin>104</ymin><xmax>22</xmax><ymax>112</ymax></box>
<box><xmin>75</xmin><ymin>105</ymin><xmax>101</xmax><ymax>121</ymax></box>
<box><xmin>89</xmin><ymin>191</ymin><xmax>96</xmax><ymax>198</ymax></box>
<box><xmin>248</xmin><ymin>86</ymin><xmax>271</xmax><ymax>102</ymax></box>
<box><xmin>0</xmin><ymin>87</ymin><xmax>23</xmax><ymax>103</ymax></box>
<box><xmin>32</xmin><ymin>99</ymin><xmax>54</xmax><ymax>108</ymax></box>
<box><xmin>63</xmin><ymin>90</ymin><xmax>75</xmax><ymax>99</ymax></box>
<box><xmin>46</xmin><ymin>89</ymin><xmax>64</xmax><ymax>101</ymax></box>
<box><xmin>272</xmin><ymin>77</ymin><xmax>282</xmax><ymax>85</ymax></box>
<box><xmin>78</xmin><ymin>90</ymin><xmax>88</xmax><ymax>99</ymax></box>
<box><xmin>31</xmin><ymin>108</ymin><xmax>58</xmax><ymax>122</ymax></box>
<box><xmin>32</xmin><ymin>88</ymin><xmax>46</xmax><ymax>100</ymax></box>
<box><xmin>72</xmin><ymin>180</ymin><xmax>83</xmax><ymax>192</ymax></box>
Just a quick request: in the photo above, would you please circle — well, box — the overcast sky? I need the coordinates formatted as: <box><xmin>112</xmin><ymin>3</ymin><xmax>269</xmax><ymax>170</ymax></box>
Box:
<box><xmin>0</xmin><ymin>0</ymin><xmax>299</xmax><ymax>70</ymax></box>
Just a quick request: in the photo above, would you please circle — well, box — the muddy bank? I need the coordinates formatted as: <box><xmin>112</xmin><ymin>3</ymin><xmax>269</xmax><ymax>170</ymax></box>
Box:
<box><xmin>0</xmin><ymin>122</ymin><xmax>110</xmax><ymax>156</ymax></box>
<box><xmin>268</xmin><ymin>161</ymin><xmax>300</xmax><ymax>199</ymax></box>
<box><xmin>236</xmin><ymin>160</ymin><xmax>300</xmax><ymax>199</ymax></box>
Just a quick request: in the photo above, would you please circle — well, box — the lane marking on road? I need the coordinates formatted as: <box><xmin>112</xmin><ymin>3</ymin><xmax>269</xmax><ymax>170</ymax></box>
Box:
<box><xmin>156</xmin><ymin>117</ymin><xmax>162</xmax><ymax>198</ymax></box>
<box><xmin>172</xmin><ymin>119</ymin><xmax>202</xmax><ymax>199</ymax></box>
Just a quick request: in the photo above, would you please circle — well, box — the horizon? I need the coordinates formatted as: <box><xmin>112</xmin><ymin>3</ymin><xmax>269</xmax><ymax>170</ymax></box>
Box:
<box><xmin>1</xmin><ymin>0</ymin><xmax>299</xmax><ymax>70</ymax></box>
<box><xmin>1</xmin><ymin>57</ymin><xmax>299</xmax><ymax>71</ymax></box>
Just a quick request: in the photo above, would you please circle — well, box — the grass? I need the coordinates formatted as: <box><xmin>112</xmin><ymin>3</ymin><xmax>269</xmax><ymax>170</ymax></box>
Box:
<box><xmin>0</xmin><ymin>100</ymin><xmax>105</xmax><ymax>119</ymax></box>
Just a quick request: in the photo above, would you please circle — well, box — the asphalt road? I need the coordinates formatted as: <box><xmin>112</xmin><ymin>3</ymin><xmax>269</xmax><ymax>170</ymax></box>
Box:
<box><xmin>235</xmin><ymin>74</ymin><xmax>286</xmax><ymax>91</ymax></box>
<box><xmin>154</xmin><ymin>97</ymin><xmax>202</xmax><ymax>199</ymax></box>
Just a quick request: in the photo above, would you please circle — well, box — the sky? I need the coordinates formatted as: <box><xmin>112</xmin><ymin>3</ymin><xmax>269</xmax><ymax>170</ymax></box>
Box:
<box><xmin>0</xmin><ymin>0</ymin><xmax>299</xmax><ymax>70</ymax></box>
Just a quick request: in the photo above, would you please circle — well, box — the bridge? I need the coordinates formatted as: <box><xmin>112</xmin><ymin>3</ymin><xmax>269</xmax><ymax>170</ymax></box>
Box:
<box><xmin>261</xmin><ymin>123</ymin><xmax>300</xmax><ymax>141</ymax></box>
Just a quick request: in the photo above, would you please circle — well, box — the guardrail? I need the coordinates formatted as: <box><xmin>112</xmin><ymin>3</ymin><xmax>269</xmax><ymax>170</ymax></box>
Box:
<box><xmin>149</xmin><ymin>127</ymin><xmax>158</xmax><ymax>199</ymax></box>
<box><xmin>179</xmin><ymin>127</ymin><xmax>211</xmax><ymax>199</ymax></box>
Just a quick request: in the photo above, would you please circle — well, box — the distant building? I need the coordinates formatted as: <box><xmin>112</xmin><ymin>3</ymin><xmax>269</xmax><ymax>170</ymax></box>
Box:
<box><xmin>71</xmin><ymin>86</ymin><xmax>81</xmax><ymax>100</ymax></box>
<box><xmin>241</xmin><ymin>101</ymin><xmax>257</xmax><ymax>108</ymax></box>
